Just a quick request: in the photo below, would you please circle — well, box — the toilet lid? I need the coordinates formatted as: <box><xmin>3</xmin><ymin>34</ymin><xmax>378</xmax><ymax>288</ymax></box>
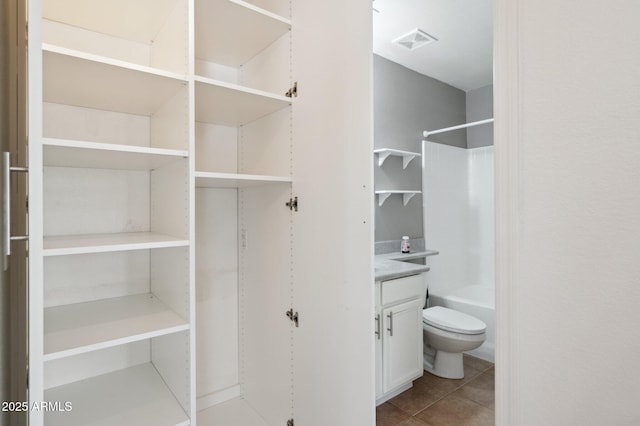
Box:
<box><xmin>423</xmin><ymin>306</ymin><xmax>486</xmax><ymax>335</ymax></box>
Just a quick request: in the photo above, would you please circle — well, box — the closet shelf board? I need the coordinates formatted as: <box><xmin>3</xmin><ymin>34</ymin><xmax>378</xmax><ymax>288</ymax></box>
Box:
<box><xmin>195</xmin><ymin>76</ymin><xmax>291</xmax><ymax>126</ymax></box>
<box><xmin>44</xmin><ymin>293</ymin><xmax>189</xmax><ymax>361</ymax></box>
<box><xmin>195</xmin><ymin>171</ymin><xmax>292</xmax><ymax>188</ymax></box>
<box><xmin>44</xmin><ymin>363</ymin><xmax>190</xmax><ymax>426</ymax></box>
<box><xmin>195</xmin><ymin>0</ymin><xmax>291</xmax><ymax>67</ymax></box>
<box><xmin>43</xmin><ymin>138</ymin><xmax>188</xmax><ymax>170</ymax></box>
<box><xmin>43</xmin><ymin>45</ymin><xmax>186</xmax><ymax>116</ymax></box>
<box><xmin>43</xmin><ymin>232</ymin><xmax>189</xmax><ymax>257</ymax></box>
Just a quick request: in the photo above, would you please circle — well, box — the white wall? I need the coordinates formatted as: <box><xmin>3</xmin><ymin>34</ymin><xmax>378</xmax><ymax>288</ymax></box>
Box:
<box><xmin>496</xmin><ymin>0</ymin><xmax>640</xmax><ymax>424</ymax></box>
<box><xmin>423</xmin><ymin>142</ymin><xmax>494</xmax><ymax>295</ymax></box>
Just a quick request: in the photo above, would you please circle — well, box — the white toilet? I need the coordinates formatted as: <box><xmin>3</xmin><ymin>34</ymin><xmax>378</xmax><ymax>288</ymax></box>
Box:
<box><xmin>422</xmin><ymin>306</ymin><xmax>487</xmax><ymax>379</ymax></box>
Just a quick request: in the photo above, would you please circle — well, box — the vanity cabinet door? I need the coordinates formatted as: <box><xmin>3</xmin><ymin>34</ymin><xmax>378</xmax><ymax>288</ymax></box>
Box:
<box><xmin>382</xmin><ymin>298</ymin><xmax>424</xmax><ymax>394</ymax></box>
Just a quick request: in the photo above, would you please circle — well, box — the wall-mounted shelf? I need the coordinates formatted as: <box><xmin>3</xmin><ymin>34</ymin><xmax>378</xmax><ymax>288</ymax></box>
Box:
<box><xmin>44</xmin><ymin>293</ymin><xmax>189</xmax><ymax>361</ymax></box>
<box><xmin>374</xmin><ymin>148</ymin><xmax>421</xmax><ymax>169</ymax></box>
<box><xmin>195</xmin><ymin>171</ymin><xmax>292</xmax><ymax>188</ymax></box>
<box><xmin>44</xmin><ymin>363</ymin><xmax>190</xmax><ymax>426</ymax></box>
<box><xmin>43</xmin><ymin>138</ymin><xmax>188</xmax><ymax>171</ymax></box>
<box><xmin>375</xmin><ymin>190</ymin><xmax>422</xmax><ymax>207</ymax></box>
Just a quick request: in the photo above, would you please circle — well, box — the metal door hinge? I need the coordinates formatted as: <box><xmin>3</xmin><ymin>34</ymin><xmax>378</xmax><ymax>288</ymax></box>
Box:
<box><xmin>287</xmin><ymin>419</ymin><xmax>294</xmax><ymax>426</ymax></box>
<box><xmin>285</xmin><ymin>82</ymin><xmax>297</xmax><ymax>98</ymax></box>
<box><xmin>286</xmin><ymin>309</ymin><xmax>299</xmax><ymax>327</ymax></box>
<box><xmin>285</xmin><ymin>196</ymin><xmax>298</xmax><ymax>212</ymax></box>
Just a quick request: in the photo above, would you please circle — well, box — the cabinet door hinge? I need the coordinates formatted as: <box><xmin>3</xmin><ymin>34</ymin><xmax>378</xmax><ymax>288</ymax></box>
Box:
<box><xmin>285</xmin><ymin>196</ymin><xmax>298</xmax><ymax>212</ymax></box>
<box><xmin>285</xmin><ymin>309</ymin><xmax>299</xmax><ymax>327</ymax></box>
<box><xmin>285</xmin><ymin>82</ymin><xmax>297</xmax><ymax>98</ymax></box>
<box><xmin>287</xmin><ymin>419</ymin><xmax>294</xmax><ymax>426</ymax></box>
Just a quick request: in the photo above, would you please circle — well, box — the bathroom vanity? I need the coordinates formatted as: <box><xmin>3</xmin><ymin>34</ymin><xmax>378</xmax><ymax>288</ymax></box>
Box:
<box><xmin>374</xmin><ymin>247</ymin><xmax>438</xmax><ymax>405</ymax></box>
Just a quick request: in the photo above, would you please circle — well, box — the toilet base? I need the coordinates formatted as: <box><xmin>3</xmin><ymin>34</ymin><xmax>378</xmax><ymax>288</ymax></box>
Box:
<box><xmin>423</xmin><ymin>349</ymin><xmax>464</xmax><ymax>379</ymax></box>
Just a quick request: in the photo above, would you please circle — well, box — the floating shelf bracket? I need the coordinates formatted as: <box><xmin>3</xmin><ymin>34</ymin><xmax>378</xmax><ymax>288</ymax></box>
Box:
<box><xmin>375</xmin><ymin>190</ymin><xmax>421</xmax><ymax>207</ymax></box>
<box><xmin>374</xmin><ymin>148</ymin><xmax>421</xmax><ymax>169</ymax></box>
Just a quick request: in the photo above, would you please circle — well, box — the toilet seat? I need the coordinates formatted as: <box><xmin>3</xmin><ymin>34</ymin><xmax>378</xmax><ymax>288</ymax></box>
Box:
<box><xmin>423</xmin><ymin>306</ymin><xmax>486</xmax><ymax>335</ymax></box>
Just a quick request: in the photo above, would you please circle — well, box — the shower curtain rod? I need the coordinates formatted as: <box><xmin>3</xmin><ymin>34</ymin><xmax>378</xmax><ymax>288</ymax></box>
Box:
<box><xmin>423</xmin><ymin>118</ymin><xmax>494</xmax><ymax>138</ymax></box>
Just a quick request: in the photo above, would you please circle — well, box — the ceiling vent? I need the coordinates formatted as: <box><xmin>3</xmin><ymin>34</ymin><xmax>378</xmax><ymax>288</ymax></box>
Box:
<box><xmin>393</xmin><ymin>29</ymin><xmax>437</xmax><ymax>50</ymax></box>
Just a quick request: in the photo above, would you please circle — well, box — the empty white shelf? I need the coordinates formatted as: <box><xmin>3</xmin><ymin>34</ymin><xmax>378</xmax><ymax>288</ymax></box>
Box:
<box><xmin>195</xmin><ymin>76</ymin><xmax>291</xmax><ymax>126</ymax></box>
<box><xmin>196</xmin><ymin>0</ymin><xmax>291</xmax><ymax>67</ymax></box>
<box><xmin>197</xmin><ymin>397</ymin><xmax>269</xmax><ymax>426</ymax></box>
<box><xmin>44</xmin><ymin>363</ymin><xmax>190</xmax><ymax>426</ymax></box>
<box><xmin>374</xmin><ymin>148</ymin><xmax>421</xmax><ymax>169</ymax></box>
<box><xmin>43</xmin><ymin>138</ymin><xmax>188</xmax><ymax>170</ymax></box>
<box><xmin>44</xmin><ymin>293</ymin><xmax>189</xmax><ymax>361</ymax></box>
<box><xmin>43</xmin><ymin>45</ymin><xmax>187</xmax><ymax>116</ymax></box>
<box><xmin>195</xmin><ymin>171</ymin><xmax>292</xmax><ymax>188</ymax></box>
<box><xmin>43</xmin><ymin>232</ymin><xmax>189</xmax><ymax>256</ymax></box>
<box><xmin>375</xmin><ymin>190</ymin><xmax>421</xmax><ymax>207</ymax></box>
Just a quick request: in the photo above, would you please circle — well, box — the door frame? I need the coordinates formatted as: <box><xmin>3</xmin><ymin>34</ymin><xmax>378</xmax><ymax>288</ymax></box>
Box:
<box><xmin>494</xmin><ymin>0</ymin><xmax>520</xmax><ymax>424</ymax></box>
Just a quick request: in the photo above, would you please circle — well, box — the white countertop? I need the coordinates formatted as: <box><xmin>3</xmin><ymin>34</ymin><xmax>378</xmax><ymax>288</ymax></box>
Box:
<box><xmin>374</xmin><ymin>249</ymin><xmax>439</xmax><ymax>281</ymax></box>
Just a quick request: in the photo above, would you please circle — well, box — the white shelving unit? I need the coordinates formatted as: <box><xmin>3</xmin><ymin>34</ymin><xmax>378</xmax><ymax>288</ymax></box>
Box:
<box><xmin>374</xmin><ymin>148</ymin><xmax>421</xmax><ymax>169</ymax></box>
<box><xmin>193</xmin><ymin>1</ymin><xmax>295</xmax><ymax>424</ymax></box>
<box><xmin>28</xmin><ymin>0</ymin><xmax>374</xmax><ymax>425</ymax></box>
<box><xmin>375</xmin><ymin>190</ymin><xmax>422</xmax><ymax>207</ymax></box>
<box><xmin>31</xmin><ymin>1</ymin><xmax>194</xmax><ymax>424</ymax></box>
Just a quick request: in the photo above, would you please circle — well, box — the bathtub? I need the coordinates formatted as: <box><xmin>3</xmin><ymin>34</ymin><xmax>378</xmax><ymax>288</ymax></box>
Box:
<box><xmin>428</xmin><ymin>285</ymin><xmax>495</xmax><ymax>362</ymax></box>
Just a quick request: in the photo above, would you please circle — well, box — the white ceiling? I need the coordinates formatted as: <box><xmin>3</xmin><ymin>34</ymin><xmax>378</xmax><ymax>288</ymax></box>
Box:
<box><xmin>373</xmin><ymin>0</ymin><xmax>493</xmax><ymax>92</ymax></box>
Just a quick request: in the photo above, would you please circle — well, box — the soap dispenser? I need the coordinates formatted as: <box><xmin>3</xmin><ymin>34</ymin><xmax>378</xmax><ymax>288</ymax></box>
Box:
<box><xmin>400</xmin><ymin>236</ymin><xmax>410</xmax><ymax>253</ymax></box>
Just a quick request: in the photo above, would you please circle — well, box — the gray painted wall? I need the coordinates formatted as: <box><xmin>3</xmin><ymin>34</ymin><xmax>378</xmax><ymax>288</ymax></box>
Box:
<box><xmin>466</xmin><ymin>84</ymin><xmax>494</xmax><ymax>148</ymax></box>
<box><xmin>374</xmin><ymin>55</ymin><xmax>466</xmax><ymax>242</ymax></box>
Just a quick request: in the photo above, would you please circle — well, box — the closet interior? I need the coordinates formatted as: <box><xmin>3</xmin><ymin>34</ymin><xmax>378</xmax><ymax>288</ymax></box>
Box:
<box><xmin>33</xmin><ymin>0</ymin><xmax>297</xmax><ymax>424</ymax></box>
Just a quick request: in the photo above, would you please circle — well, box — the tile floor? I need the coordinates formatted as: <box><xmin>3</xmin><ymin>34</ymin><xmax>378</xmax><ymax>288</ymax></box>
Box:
<box><xmin>376</xmin><ymin>355</ymin><xmax>494</xmax><ymax>426</ymax></box>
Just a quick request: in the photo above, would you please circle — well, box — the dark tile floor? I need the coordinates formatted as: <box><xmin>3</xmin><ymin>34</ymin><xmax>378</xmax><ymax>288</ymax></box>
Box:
<box><xmin>376</xmin><ymin>355</ymin><xmax>494</xmax><ymax>426</ymax></box>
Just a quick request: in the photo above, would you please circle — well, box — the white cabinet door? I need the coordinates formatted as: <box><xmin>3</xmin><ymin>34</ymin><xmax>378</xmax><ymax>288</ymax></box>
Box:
<box><xmin>291</xmin><ymin>0</ymin><xmax>374</xmax><ymax>424</ymax></box>
<box><xmin>382</xmin><ymin>298</ymin><xmax>424</xmax><ymax>394</ymax></box>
